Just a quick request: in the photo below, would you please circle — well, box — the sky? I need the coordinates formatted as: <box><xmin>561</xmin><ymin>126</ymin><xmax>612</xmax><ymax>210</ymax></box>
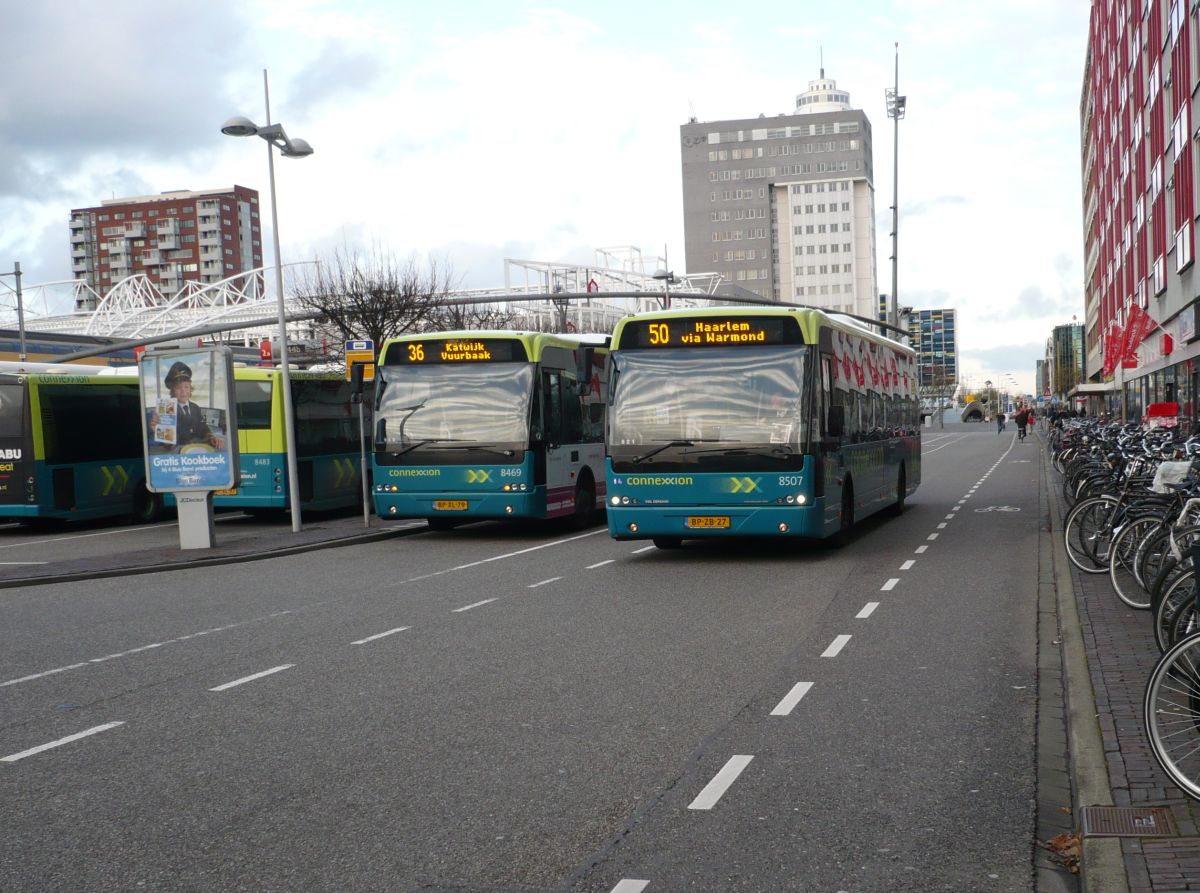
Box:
<box><xmin>0</xmin><ymin>0</ymin><xmax>1091</xmax><ymax>395</ymax></box>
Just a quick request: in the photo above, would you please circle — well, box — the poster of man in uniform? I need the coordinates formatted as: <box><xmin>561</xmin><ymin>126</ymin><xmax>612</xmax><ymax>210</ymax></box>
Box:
<box><xmin>138</xmin><ymin>348</ymin><xmax>238</xmax><ymax>492</ymax></box>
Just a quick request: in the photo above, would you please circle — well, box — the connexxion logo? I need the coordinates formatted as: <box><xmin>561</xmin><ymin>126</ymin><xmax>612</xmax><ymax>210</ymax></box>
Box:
<box><xmin>614</xmin><ymin>476</ymin><xmax>695</xmax><ymax>486</ymax></box>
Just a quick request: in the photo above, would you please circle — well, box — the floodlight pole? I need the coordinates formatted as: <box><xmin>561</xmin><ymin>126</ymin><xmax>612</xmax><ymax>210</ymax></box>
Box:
<box><xmin>886</xmin><ymin>44</ymin><xmax>906</xmax><ymax>331</ymax></box>
<box><xmin>0</xmin><ymin>262</ymin><xmax>25</xmax><ymax>360</ymax></box>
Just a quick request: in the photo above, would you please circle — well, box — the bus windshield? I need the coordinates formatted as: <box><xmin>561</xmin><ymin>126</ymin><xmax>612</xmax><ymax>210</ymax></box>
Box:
<box><xmin>609</xmin><ymin>347</ymin><xmax>809</xmax><ymax>471</ymax></box>
<box><xmin>376</xmin><ymin>363</ymin><xmax>535</xmax><ymax>456</ymax></box>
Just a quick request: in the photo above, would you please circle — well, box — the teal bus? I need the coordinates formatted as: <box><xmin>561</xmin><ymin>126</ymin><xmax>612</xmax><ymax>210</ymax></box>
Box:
<box><xmin>0</xmin><ymin>366</ymin><xmax>366</xmax><ymax>524</ymax></box>
<box><xmin>605</xmin><ymin>307</ymin><xmax>921</xmax><ymax>548</ymax></box>
<box><xmin>371</xmin><ymin>330</ymin><xmax>608</xmax><ymax>529</ymax></box>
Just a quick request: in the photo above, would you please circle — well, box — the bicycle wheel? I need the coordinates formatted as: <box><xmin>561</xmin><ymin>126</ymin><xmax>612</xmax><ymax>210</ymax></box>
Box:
<box><xmin>1156</xmin><ymin>569</ymin><xmax>1195</xmax><ymax>652</ymax></box>
<box><xmin>1110</xmin><ymin>517</ymin><xmax>1160</xmax><ymax>609</ymax></box>
<box><xmin>1169</xmin><ymin>601</ymin><xmax>1200</xmax><ymax>650</ymax></box>
<box><xmin>1144</xmin><ymin>631</ymin><xmax>1200</xmax><ymax>800</ymax></box>
<box><xmin>1138</xmin><ymin>527</ymin><xmax>1174</xmax><ymax>594</ymax></box>
<box><xmin>1064</xmin><ymin>496</ymin><xmax>1118</xmax><ymax>574</ymax></box>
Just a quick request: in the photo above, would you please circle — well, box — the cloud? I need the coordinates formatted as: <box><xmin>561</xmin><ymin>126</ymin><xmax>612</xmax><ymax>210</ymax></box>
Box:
<box><xmin>287</xmin><ymin>43</ymin><xmax>388</xmax><ymax>117</ymax></box>
<box><xmin>982</xmin><ymin>285</ymin><xmax>1079</xmax><ymax>322</ymax></box>
<box><xmin>903</xmin><ymin>195</ymin><xmax>968</xmax><ymax>217</ymax></box>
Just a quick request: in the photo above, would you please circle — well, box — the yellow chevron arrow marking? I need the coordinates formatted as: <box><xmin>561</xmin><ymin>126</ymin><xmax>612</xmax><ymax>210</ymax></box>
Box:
<box><xmin>100</xmin><ymin>466</ymin><xmax>115</xmax><ymax>497</ymax></box>
<box><xmin>726</xmin><ymin>476</ymin><xmax>760</xmax><ymax>494</ymax></box>
<box><xmin>114</xmin><ymin>465</ymin><xmax>129</xmax><ymax>495</ymax></box>
<box><xmin>466</xmin><ymin>469</ymin><xmax>491</xmax><ymax>484</ymax></box>
<box><xmin>334</xmin><ymin>458</ymin><xmax>355</xmax><ymax>488</ymax></box>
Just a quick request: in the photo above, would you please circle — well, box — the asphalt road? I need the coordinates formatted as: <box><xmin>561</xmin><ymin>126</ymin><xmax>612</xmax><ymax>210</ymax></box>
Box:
<box><xmin>0</xmin><ymin>427</ymin><xmax>1044</xmax><ymax>892</ymax></box>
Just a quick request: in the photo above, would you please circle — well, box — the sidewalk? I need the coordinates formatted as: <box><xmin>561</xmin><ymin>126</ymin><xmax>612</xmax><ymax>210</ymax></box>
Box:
<box><xmin>1049</xmin><ymin>439</ymin><xmax>1200</xmax><ymax>891</ymax></box>
<box><xmin>0</xmin><ymin>514</ymin><xmax>425</xmax><ymax>589</ymax></box>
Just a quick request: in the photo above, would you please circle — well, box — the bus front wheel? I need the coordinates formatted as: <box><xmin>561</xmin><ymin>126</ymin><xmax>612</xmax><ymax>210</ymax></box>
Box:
<box><xmin>572</xmin><ymin>477</ymin><xmax>597</xmax><ymax>530</ymax></box>
<box><xmin>833</xmin><ymin>481</ymin><xmax>854</xmax><ymax>547</ymax></box>
<box><xmin>888</xmin><ymin>466</ymin><xmax>906</xmax><ymax>517</ymax></box>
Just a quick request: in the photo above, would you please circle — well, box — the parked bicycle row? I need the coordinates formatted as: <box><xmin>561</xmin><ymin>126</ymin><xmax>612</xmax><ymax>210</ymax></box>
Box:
<box><xmin>1053</xmin><ymin>419</ymin><xmax>1200</xmax><ymax>801</ymax></box>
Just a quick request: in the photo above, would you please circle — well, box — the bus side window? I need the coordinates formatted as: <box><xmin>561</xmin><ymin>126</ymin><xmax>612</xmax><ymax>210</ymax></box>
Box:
<box><xmin>542</xmin><ymin>371</ymin><xmax>564</xmax><ymax>444</ymax></box>
<box><xmin>563</xmin><ymin>374</ymin><xmax>584</xmax><ymax>443</ymax></box>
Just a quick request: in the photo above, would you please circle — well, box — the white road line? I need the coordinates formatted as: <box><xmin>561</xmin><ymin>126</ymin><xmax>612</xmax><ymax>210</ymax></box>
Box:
<box><xmin>351</xmin><ymin>627</ymin><xmax>410</xmax><ymax>646</ymax></box>
<box><xmin>0</xmin><ymin>610</ymin><xmax>297</xmax><ymax>690</ymax></box>
<box><xmin>915</xmin><ymin>545</ymin><xmax>928</xmax><ymax>554</ymax></box>
<box><xmin>944</xmin><ymin>514</ymin><xmax>955</xmax><ymax>520</ymax></box>
<box><xmin>610</xmin><ymin>880</ymin><xmax>650</xmax><ymax>893</ymax></box>
<box><xmin>857</xmin><ymin>602</ymin><xmax>879</xmax><ymax>619</ymax></box>
<box><xmin>821</xmin><ymin>634</ymin><xmax>851</xmax><ymax>657</ymax></box>
<box><xmin>881</xmin><ymin>578</ymin><xmax>899</xmax><ymax>591</ymax></box>
<box><xmin>528</xmin><ymin>576</ymin><xmax>562</xmax><ymax>589</ymax></box>
<box><xmin>688</xmin><ymin>754</ymin><xmax>754</xmax><ymax>810</ymax></box>
<box><xmin>900</xmin><ymin>560</ymin><xmax>915</xmax><ymax>570</ymax></box>
<box><xmin>1</xmin><ymin>721</ymin><xmax>126</xmax><ymax>763</ymax></box>
<box><xmin>0</xmin><ymin>561</ymin><xmax>48</xmax><ymax>565</ymax></box>
<box><xmin>453</xmin><ymin>598</ymin><xmax>497</xmax><ymax>613</ymax></box>
<box><xmin>0</xmin><ymin>522</ymin><xmax>178</xmax><ymax>551</ymax></box>
<box><xmin>923</xmin><ymin>435</ymin><xmax>969</xmax><ymax>453</ymax></box>
<box><xmin>586</xmin><ymin>559</ymin><xmax>615</xmax><ymax>569</ymax></box>
<box><xmin>632</xmin><ymin>545</ymin><xmax>656</xmax><ymax>554</ymax></box>
<box><xmin>770</xmin><ymin>681</ymin><xmax>814</xmax><ymax>716</ymax></box>
<box><xmin>927</xmin><ymin>533</ymin><xmax>939</xmax><ymax>541</ymax></box>
<box><xmin>937</xmin><ymin>522</ymin><xmax>948</xmax><ymax>529</ymax></box>
<box><xmin>400</xmin><ymin>529</ymin><xmax>607</xmax><ymax>584</ymax></box>
<box><xmin>209</xmin><ymin>664</ymin><xmax>294</xmax><ymax>692</ymax></box>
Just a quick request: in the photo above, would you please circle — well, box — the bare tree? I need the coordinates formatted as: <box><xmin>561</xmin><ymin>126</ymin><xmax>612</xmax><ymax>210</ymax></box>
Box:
<box><xmin>426</xmin><ymin>300</ymin><xmax>518</xmax><ymax>332</ymax></box>
<box><xmin>294</xmin><ymin>244</ymin><xmax>457</xmax><ymax>360</ymax></box>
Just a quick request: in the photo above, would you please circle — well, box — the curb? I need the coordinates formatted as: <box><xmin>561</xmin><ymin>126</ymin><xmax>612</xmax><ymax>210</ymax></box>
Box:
<box><xmin>0</xmin><ymin>523</ymin><xmax>427</xmax><ymax>590</ymax></box>
<box><xmin>1044</xmin><ymin>443</ymin><xmax>1130</xmax><ymax>893</ymax></box>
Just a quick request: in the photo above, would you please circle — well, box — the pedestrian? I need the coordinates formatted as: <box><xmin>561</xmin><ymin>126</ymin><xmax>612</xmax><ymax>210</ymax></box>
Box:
<box><xmin>996</xmin><ymin>410</ymin><xmax>1006</xmax><ymax>434</ymax></box>
<box><xmin>1015</xmin><ymin>405</ymin><xmax>1030</xmax><ymax>441</ymax></box>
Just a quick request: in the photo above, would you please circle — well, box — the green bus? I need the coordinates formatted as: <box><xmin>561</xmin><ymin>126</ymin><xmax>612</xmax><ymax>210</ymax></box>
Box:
<box><xmin>372</xmin><ymin>330</ymin><xmax>608</xmax><ymax>528</ymax></box>
<box><xmin>0</xmin><ymin>367</ymin><xmax>366</xmax><ymax>524</ymax></box>
<box><xmin>605</xmin><ymin>306</ymin><xmax>921</xmax><ymax>547</ymax></box>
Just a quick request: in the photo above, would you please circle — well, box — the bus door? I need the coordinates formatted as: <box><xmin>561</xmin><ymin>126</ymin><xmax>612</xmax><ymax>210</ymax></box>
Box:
<box><xmin>0</xmin><ymin>380</ymin><xmax>29</xmax><ymax>506</ymax></box>
<box><xmin>540</xmin><ymin>369</ymin><xmax>572</xmax><ymax>514</ymax></box>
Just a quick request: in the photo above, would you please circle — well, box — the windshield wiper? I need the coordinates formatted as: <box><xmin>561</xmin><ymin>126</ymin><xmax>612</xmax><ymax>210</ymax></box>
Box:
<box><xmin>687</xmin><ymin>445</ymin><xmax>796</xmax><ymax>460</ymax></box>
<box><xmin>390</xmin><ymin>437</ymin><xmax>461</xmax><ymax>457</ymax></box>
<box><xmin>456</xmin><ymin>445</ymin><xmax>518</xmax><ymax>457</ymax></box>
<box><xmin>629</xmin><ymin>438</ymin><xmax>722</xmax><ymax>464</ymax></box>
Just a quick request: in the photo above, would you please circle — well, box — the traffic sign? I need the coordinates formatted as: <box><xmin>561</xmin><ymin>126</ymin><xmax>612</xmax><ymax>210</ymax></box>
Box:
<box><xmin>345</xmin><ymin>339</ymin><xmax>375</xmax><ymax>382</ymax></box>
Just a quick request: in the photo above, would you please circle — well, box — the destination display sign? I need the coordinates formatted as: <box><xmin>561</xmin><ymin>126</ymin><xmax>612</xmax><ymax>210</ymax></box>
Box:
<box><xmin>622</xmin><ymin>316</ymin><xmax>804</xmax><ymax>349</ymax></box>
<box><xmin>386</xmin><ymin>338</ymin><xmax>528</xmax><ymax>364</ymax></box>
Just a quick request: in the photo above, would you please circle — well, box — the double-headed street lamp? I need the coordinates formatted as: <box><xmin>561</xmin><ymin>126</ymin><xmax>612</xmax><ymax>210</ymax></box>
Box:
<box><xmin>222</xmin><ymin>69</ymin><xmax>313</xmax><ymax>533</ymax></box>
<box><xmin>0</xmin><ymin>262</ymin><xmax>26</xmax><ymax>360</ymax></box>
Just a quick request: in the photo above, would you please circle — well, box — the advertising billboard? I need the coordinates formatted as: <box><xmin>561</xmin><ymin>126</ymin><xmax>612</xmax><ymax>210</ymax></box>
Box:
<box><xmin>138</xmin><ymin>348</ymin><xmax>239</xmax><ymax>493</ymax></box>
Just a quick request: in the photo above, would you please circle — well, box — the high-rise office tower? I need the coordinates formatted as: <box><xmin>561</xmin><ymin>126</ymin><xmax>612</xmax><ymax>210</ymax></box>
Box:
<box><xmin>908</xmin><ymin>308</ymin><xmax>958</xmax><ymax>388</ymax></box>
<box><xmin>679</xmin><ymin>73</ymin><xmax>877</xmax><ymax>316</ymax></box>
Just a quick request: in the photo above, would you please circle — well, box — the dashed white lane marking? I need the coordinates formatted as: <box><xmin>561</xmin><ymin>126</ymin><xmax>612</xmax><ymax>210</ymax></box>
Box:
<box><xmin>610</xmin><ymin>882</ymin><xmax>650</xmax><ymax>893</ymax></box>
<box><xmin>937</xmin><ymin>522</ymin><xmax>948</xmax><ymax>529</ymax></box>
<box><xmin>900</xmin><ymin>559</ymin><xmax>915</xmax><ymax>571</ymax></box>
<box><xmin>915</xmin><ymin>545</ymin><xmax>928</xmax><ymax>554</ymax></box>
<box><xmin>950</xmin><ymin>506</ymin><xmax>960</xmax><ymax>512</ymax></box>
<box><xmin>632</xmin><ymin>545</ymin><xmax>656</xmax><ymax>554</ymax></box>
<box><xmin>0</xmin><ymin>610</ymin><xmax>296</xmax><ymax>689</ymax></box>
<box><xmin>944</xmin><ymin>514</ymin><xmax>955</xmax><ymax>520</ymax></box>
<box><xmin>821</xmin><ymin>634</ymin><xmax>852</xmax><ymax>657</ymax></box>
<box><xmin>351</xmin><ymin>627</ymin><xmax>410</xmax><ymax>646</ymax></box>
<box><xmin>927</xmin><ymin>533</ymin><xmax>939</xmax><ymax>541</ymax></box>
<box><xmin>857</xmin><ymin>602</ymin><xmax>879</xmax><ymax>619</ymax></box>
<box><xmin>881</xmin><ymin>578</ymin><xmax>899</xmax><ymax>591</ymax></box>
<box><xmin>400</xmin><ymin>529</ymin><xmax>607</xmax><ymax>585</ymax></box>
<box><xmin>587</xmin><ymin>559</ymin><xmax>615</xmax><ymax>569</ymax></box>
<box><xmin>453</xmin><ymin>598</ymin><xmax>497</xmax><ymax>613</ymax></box>
<box><xmin>1</xmin><ymin>721</ymin><xmax>126</xmax><ymax>763</ymax></box>
<box><xmin>688</xmin><ymin>754</ymin><xmax>754</xmax><ymax>810</ymax></box>
<box><xmin>208</xmin><ymin>664</ymin><xmax>294</xmax><ymax>692</ymax></box>
<box><xmin>0</xmin><ymin>522</ymin><xmax>177</xmax><ymax>551</ymax></box>
<box><xmin>528</xmin><ymin>576</ymin><xmax>562</xmax><ymax>589</ymax></box>
<box><xmin>770</xmin><ymin>681</ymin><xmax>814</xmax><ymax>716</ymax></box>
<box><xmin>0</xmin><ymin>561</ymin><xmax>48</xmax><ymax>565</ymax></box>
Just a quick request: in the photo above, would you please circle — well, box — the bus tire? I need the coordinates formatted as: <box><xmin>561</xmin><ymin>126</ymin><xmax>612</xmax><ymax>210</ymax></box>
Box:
<box><xmin>653</xmin><ymin>537</ymin><xmax>682</xmax><ymax>550</ymax></box>
<box><xmin>888</xmin><ymin>465</ymin><xmax>906</xmax><ymax>517</ymax></box>
<box><xmin>427</xmin><ymin>518</ymin><xmax>458</xmax><ymax>532</ymax></box>
<box><xmin>833</xmin><ymin>480</ymin><xmax>854</xmax><ymax>547</ymax></box>
<box><xmin>571</xmin><ymin>475</ymin><xmax>597</xmax><ymax>530</ymax></box>
<box><xmin>131</xmin><ymin>481</ymin><xmax>163</xmax><ymax>524</ymax></box>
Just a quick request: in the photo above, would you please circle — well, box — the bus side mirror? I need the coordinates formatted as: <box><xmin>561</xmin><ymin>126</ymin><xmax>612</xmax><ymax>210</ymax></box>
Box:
<box><xmin>350</xmin><ymin>363</ymin><xmax>365</xmax><ymax>404</ymax></box>
<box><xmin>827</xmin><ymin>405</ymin><xmax>845</xmax><ymax>438</ymax></box>
<box><xmin>375</xmin><ymin>418</ymin><xmax>387</xmax><ymax>445</ymax></box>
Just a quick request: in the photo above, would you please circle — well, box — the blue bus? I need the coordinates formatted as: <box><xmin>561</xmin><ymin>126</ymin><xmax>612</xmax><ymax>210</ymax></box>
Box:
<box><xmin>605</xmin><ymin>307</ymin><xmax>921</xmax><ymax>548</ymax></box>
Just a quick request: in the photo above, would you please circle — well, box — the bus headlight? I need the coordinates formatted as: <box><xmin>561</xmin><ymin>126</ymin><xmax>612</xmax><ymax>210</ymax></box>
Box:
<box><xmin>629</xmin><ymin>522</ymin><xmax>638</xmax><ymax>533</ymax></box>
<box><xmin>388</xmin><ymin>506</ymin><xmax>397</xmax><ymax>514</ymax></box>
<box><xmin>621</xmin><ymin>496</ymin><xmax>630</xmax><ymax>505</ymax></box>
<box><xmin>786</xmin><ymin>495</ymin><xmax>795</xmax><ymax>504</ymax></box>
<box><xmin>778</xmin><ymin>522</ymin><xmax>789</xmax><ymax>533</ymax></box>
<box><xmin>611</xmin><ymin>496</ymin><xmax>620</xmax><ymax>506</ymax></box>
<box><xmin>505</xmin><ymin>505</ymin><xmax>513</xmax><ymax>514</ymax></box>
<box><xmin>796</xmin><ymin>494</ymin><xmax>807</xmax><ymax>505</ymax></box>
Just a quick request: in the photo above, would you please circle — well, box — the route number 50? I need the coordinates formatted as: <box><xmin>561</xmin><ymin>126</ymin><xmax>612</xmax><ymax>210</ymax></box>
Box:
<box><xmin>649</xmin><ymin>323</ymin><xmax>670</xmax><ymax>345</ymax></box>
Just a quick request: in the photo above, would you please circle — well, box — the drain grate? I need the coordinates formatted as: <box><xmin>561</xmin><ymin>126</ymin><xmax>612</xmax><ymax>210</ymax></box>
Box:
<box><xmin>1081</xmin><ymin>806</ymin><xmax>1177</xmax><ymax>837</ymax></box>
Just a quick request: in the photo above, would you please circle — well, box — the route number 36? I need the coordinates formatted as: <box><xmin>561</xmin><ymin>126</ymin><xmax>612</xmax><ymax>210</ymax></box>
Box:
<box><xmin>407</xmin><ymin>343</ymin><xmax>425</xmax><ymax>362</ymax></box>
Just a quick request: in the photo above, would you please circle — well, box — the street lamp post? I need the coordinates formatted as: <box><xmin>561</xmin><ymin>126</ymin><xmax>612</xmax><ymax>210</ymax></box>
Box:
<box><xmin>222</xmin><ymin>69</ymin><xmax>313</xmax><ymax>533</ymax></box>
<box><xmin>0</xmin><ymin>262</ymin><xmax>26</xmax><ymax>360</ymax></box>
<box><xmin>885</xmin><ymin>43</ymin><xmax>906</xmax><ymax>330</ymax></box>
<box><xmin>652</xmin><ymin>268</ymin><xmax>676</xmax><ymax>310</ymax></box>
